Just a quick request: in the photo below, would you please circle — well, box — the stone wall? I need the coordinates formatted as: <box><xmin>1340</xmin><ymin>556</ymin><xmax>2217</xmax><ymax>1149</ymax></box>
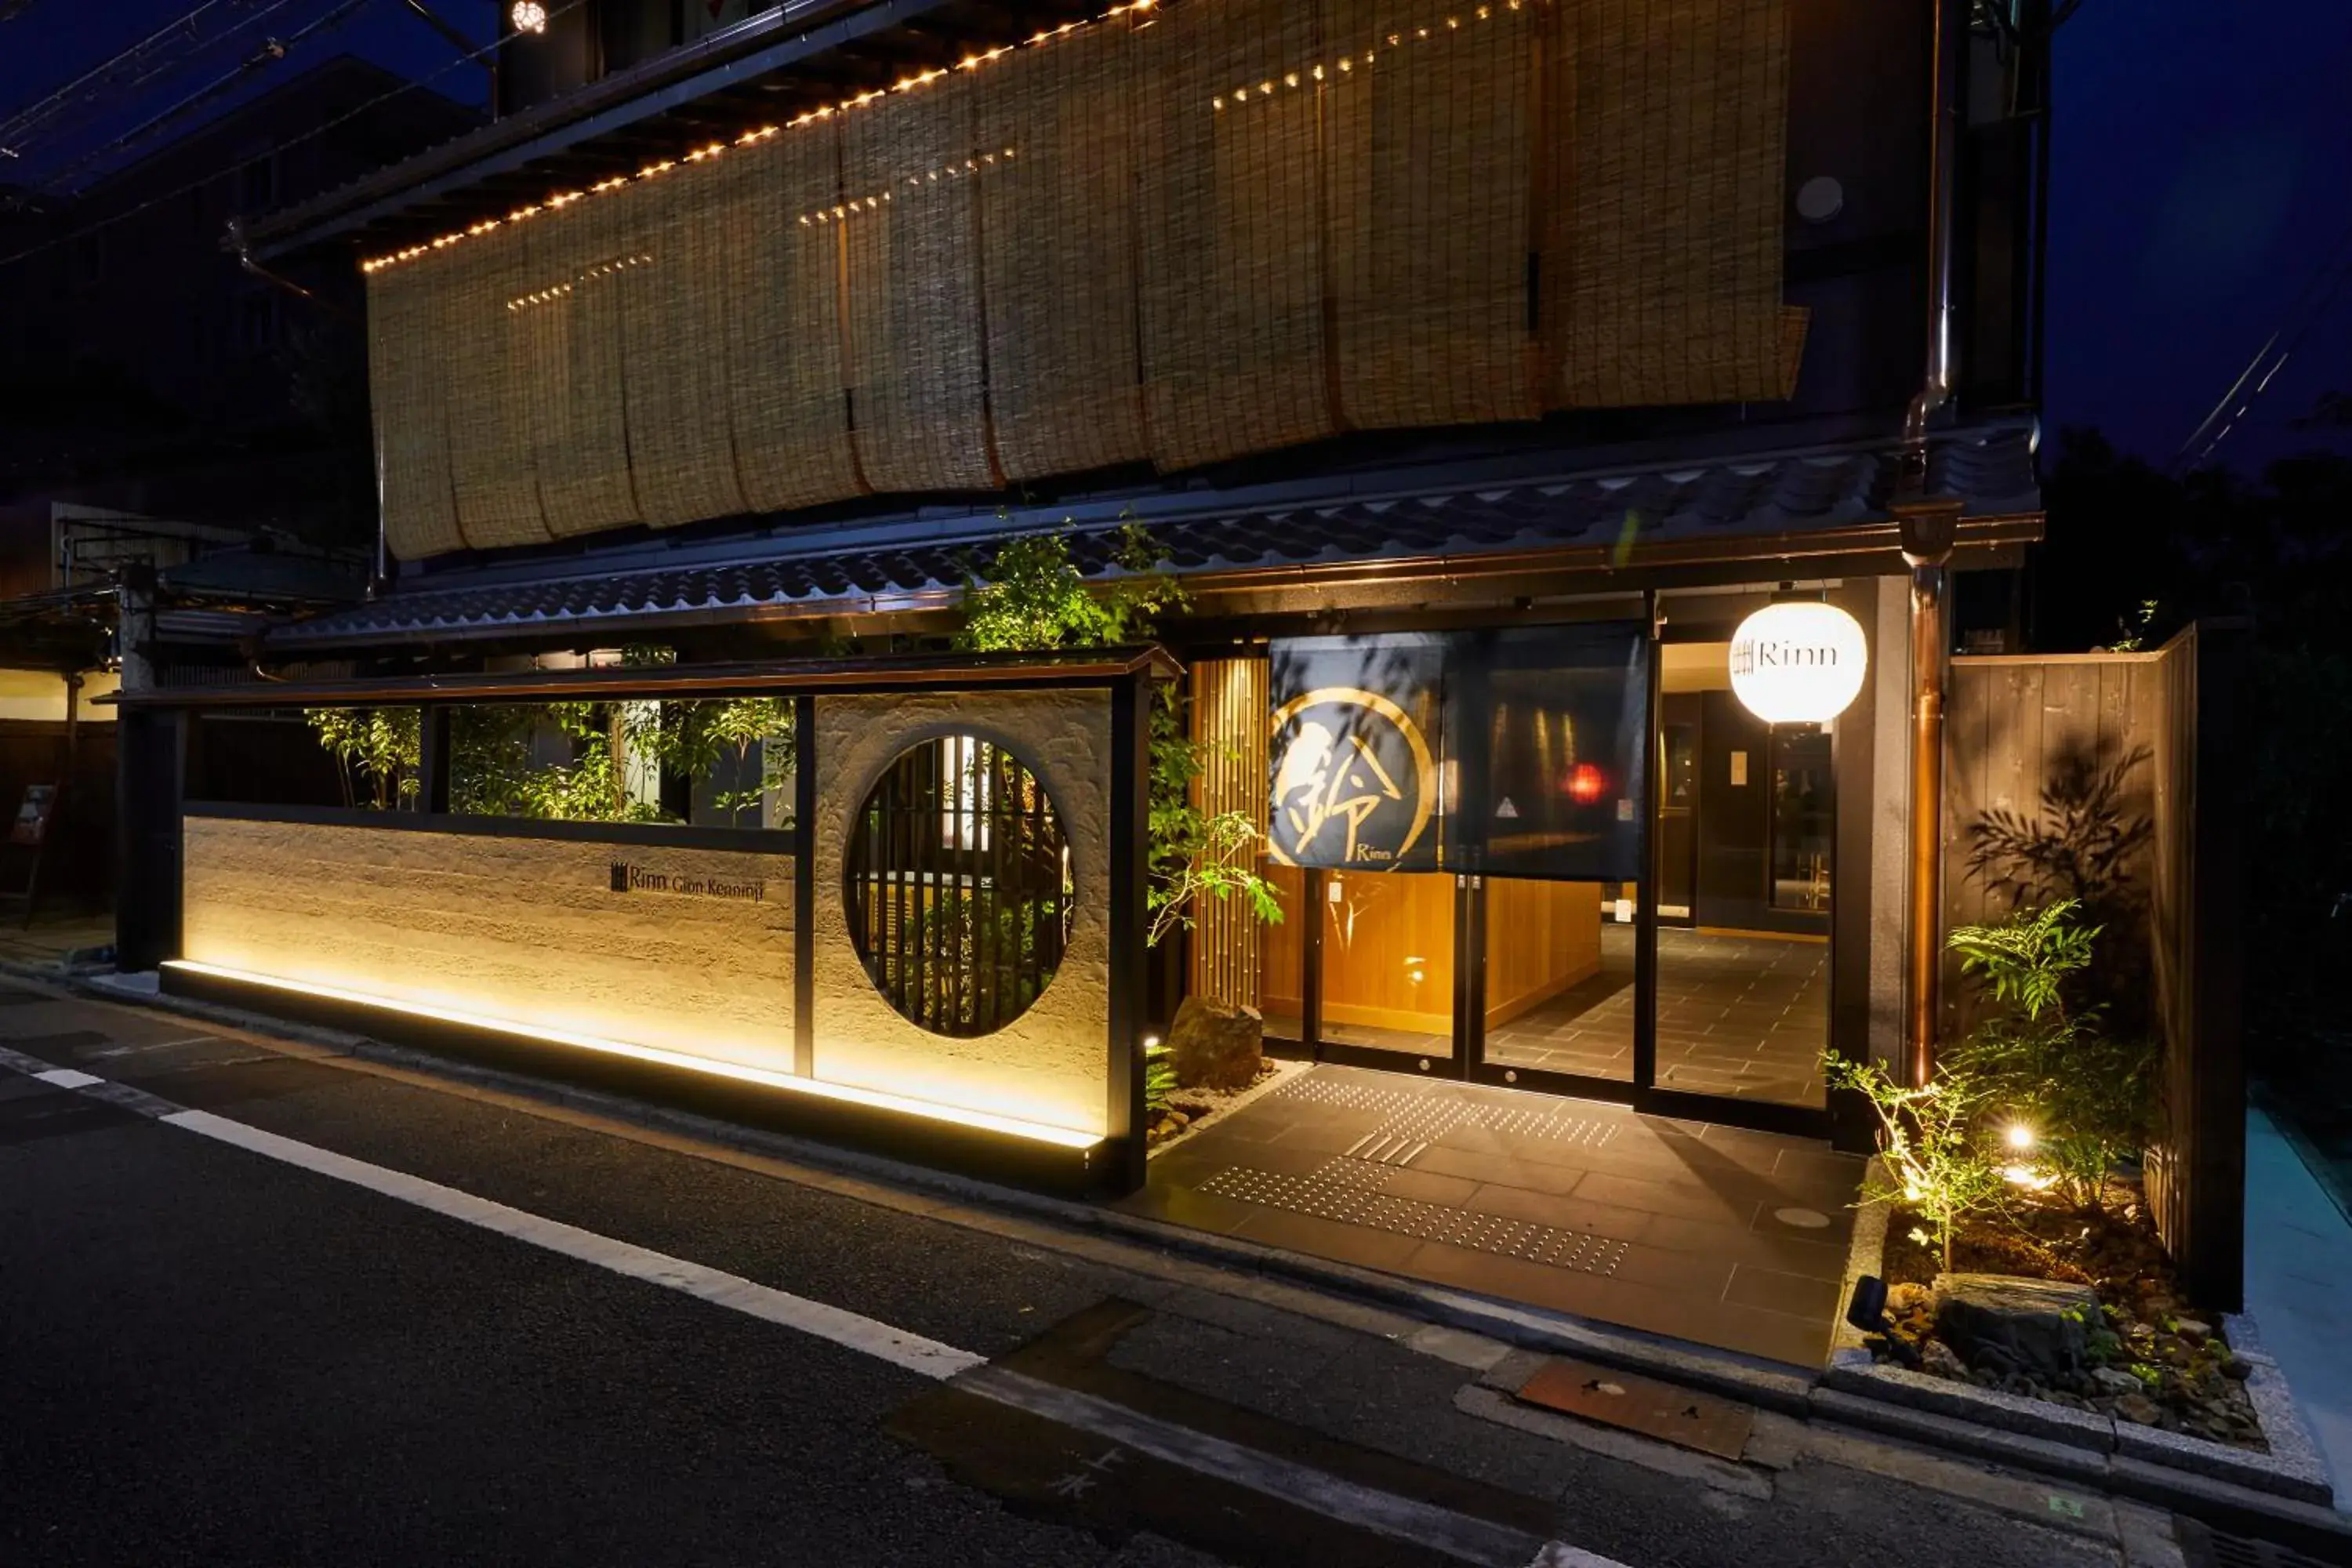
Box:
<box><xmin>811</xmin><ymin>691</ymin><xmax>1112</xmax><ymax>1138</ymax></box>
<box><xmin>181</xmin><ymin>815</ymin><xmax>797</xmax><ymax>1073</ymax></box>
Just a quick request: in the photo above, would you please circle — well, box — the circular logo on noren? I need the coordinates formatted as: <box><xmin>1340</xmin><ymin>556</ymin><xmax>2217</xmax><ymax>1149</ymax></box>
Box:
<box><xmin>1268</xmin><ymin>686</ymin><xmax>1436</xmax><ymax>869</ymax></box>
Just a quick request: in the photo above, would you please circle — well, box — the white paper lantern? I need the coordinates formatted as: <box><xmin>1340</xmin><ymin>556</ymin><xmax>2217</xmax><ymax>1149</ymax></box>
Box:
<box><xmin>1728</xmin><ymin>601</ymin><xmax>1868</xmax><ymax>724</ymax></box>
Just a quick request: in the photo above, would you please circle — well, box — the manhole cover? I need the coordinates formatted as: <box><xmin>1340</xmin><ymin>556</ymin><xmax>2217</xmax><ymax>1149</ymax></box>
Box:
<box><xmin>1773</xmin><ymin>1207</ymin><xmax>1831</xmax><ymax>1229</ymax></box>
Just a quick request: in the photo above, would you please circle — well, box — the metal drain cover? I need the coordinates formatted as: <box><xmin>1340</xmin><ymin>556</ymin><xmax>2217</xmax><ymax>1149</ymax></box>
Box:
<box><xmin>1515</xmin><ymin>1356</ymin><xmax>1755</xmax><ymax>1460</ymax></box>
<box><xmin>2179</xmin><ymin>1519</ymin><xmax>2338</xmax><ymax>1568</ymax></box>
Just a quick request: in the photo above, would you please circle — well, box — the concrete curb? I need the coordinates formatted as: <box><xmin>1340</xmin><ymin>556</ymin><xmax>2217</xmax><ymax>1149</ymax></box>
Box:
<box><xmin>16</xmin><ymin>960</ymin><xmax>2346</xmax><ymax>1537</ymax></box>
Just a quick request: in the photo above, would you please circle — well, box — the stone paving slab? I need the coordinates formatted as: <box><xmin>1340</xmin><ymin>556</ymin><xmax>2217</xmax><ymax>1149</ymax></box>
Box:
<box><xmin>1120</xmin><ymin>1063</ymin><xmax>1863</xmax><ymax>1367</ymax></box>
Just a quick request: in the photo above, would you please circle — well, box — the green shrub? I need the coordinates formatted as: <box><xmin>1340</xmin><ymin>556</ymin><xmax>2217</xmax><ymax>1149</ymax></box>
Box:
<box><xmin>1824</xmin><ymin>1054</ymin><xmax>2005</xmax><ymax>1273</ymax></box>
<box><xmin>1944</xmin><ymin>899</ymin><xmax>2156</xmax><ymax>1210</ymax></box>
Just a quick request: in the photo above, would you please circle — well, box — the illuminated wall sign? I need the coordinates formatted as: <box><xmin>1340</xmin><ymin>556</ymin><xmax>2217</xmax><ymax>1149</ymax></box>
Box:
<box><xmin>1728</xmin><ymin>601</ymin><xmax>1867</xmax><ymax>724</ymax></box>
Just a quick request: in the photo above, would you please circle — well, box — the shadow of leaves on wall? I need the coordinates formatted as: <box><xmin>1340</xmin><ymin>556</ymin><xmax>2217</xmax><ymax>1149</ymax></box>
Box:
<box><xmin>1962</xmin><ymin>739</ymin><xmax>2156</xmax><ymax>1035</ymax></box>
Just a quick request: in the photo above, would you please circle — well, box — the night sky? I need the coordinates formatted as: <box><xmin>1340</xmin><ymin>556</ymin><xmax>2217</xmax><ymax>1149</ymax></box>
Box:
<box><xmin>5</xmin><ymin>0</ymin><xmax>2350</xmax><ymax>471</ymax></box>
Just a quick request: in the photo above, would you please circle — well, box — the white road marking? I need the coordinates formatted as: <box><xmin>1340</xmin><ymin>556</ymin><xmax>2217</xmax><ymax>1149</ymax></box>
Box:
<box><xmin>159</xmin><ymin>1108</ymin><xmax>985</xmax><ymax>1381</ymax></box>
<box><xmin>85</xmin><ymin>1036</ymin><xmax>216</xmax><ymax>1058</ymax></box>
<box><xmin>6</xmin><ymin>1053</ymin><xmax>1632</xmax><ymax>1568</ymax></box>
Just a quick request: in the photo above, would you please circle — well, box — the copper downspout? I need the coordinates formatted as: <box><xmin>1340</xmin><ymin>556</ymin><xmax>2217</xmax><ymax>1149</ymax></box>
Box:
<box><xmin>1893</xmin><ymin>0</ymin><xmax>1967</xmax><ymax>1086</ymax></box>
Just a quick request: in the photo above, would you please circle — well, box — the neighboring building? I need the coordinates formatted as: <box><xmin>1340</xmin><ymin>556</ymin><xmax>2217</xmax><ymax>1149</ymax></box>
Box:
<box><xmin>0</xmin><ymin>55</ymin><xmax>481</xmax><ymax>550</ymax></box>
<box><xmin>147</xmin><ymin>0</ymin><xmax>2065</xmax><ymax>1185</ymax></box>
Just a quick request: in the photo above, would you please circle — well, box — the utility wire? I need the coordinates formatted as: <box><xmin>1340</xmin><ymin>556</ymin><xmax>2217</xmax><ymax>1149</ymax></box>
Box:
<box><xmin>0</xmin><ymin>0</ymin><xmax>579</xmax><ymax>277</ymax></box>
<box><xmin>0</xmin><ymin>0</ymin><xmax>261</xmax><ymax>157</ymax></box>
<box><xmin>2172</xmin><ymin>212</ymin><xmax>2352</xmax><ymax>472</ymax></box>
<box><xmin>36</xmin><ymin>0</ymin><xmax>386</xmax><ymax>194</ymax></box>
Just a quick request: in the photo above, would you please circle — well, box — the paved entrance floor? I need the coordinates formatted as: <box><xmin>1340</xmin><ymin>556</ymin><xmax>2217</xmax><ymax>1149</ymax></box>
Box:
<box><xmin>1121</xmin><ymin>1063</ymin><xmax>1863</xmax><ymax>1368</ymax></box>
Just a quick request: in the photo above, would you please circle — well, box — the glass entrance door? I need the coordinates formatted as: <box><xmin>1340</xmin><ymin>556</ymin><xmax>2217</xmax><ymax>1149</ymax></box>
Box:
<box><xmin>1312</xmin><ymin>869</ymin><xmax>1461</xmax><ymax>1073</ymax></box>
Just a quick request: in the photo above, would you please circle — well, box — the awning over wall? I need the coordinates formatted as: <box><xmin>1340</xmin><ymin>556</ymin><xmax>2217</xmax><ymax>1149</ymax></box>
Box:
<box><xmin>269</xmin><ymin>419</ymin><xmax>2040</xmax><ymax>653</ymax></box>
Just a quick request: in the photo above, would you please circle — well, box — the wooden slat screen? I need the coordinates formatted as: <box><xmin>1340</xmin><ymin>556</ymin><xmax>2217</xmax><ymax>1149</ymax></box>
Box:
<box><xmin>1187</xmin><ymin>656</ymin><xmax>1271</xmax><ymax>1009</ymax></box>
<box><xmin>843</xmin><ymin>74</ymin><xmax>1002</xmax><ymax>495</ymax></box>
<box><xmin>365</xmin><ymin>260</ymin><xmax>464</xmax><ymax>560</ymax></box>
<box><xmin>1140</xmin><ymin>0</ymin><xmax>1338</xmax><ymax>472</ymax></box>
<box><xmin>1324</xmin><ymin>0</ymin><xmax>1540</xmax><ymax>430</ymax></box>
<box><xmin>722</xmin><ymin>122</ymin><xmax>869</xmax><ymax>514</ymax></box>
<box><xmin>979</xmin><ymin>19</ymin><xmax>1150</xmax><ymax>481</ymax></box>
<box><xmin>622</xmin><ymin>155</ymin><xmax>750</xmax><ymax>528</ymax></box>
<box><xmin>372</xmin><ymin>0</ymin><xmax>1803</xmax><ymax>560</ymax></box>
<box><xmin>1944</xmin><ymin>633</ymin><xmax>2248</xmax><ymax>1308</ymax></box>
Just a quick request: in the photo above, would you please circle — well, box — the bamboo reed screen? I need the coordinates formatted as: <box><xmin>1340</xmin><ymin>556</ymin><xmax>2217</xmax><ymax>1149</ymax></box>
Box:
<box><xmin>527</xmin><ymin>186</ymin><xmax>644</xmax><ymax>537</ymax></box>
<box><xmin>723</xmin><ymin>120</ymin><xmax>869</xmax><ymax>514</ymax></box>
<box><xmin>1325</xmin><ymin>0</ymin><xmax>1541</xmax><ymax>430</ymax></box>
<box><xmin>368</xmin><ymin>0</ymin><xmax>1806</xmax><ymax>563</ymax></box>
<box><xmin>1544</xmin><ymin>0</ymin><xmax>1798</xmax><ymax>408</ymax></box>
<box><xmin>1140</xmin><ymin>0</ymin><xmax>1338</xmax><ymax>474</ymax></box>
<box><xmin>979</xmin><ymin>19</ymin><xmax>1150</xmax><ymax>481</ymax></box>
<box><xmin>843</xmin><ymin>73</ymin><xmax>1002</xmax><ymax>495</ymax></box>
<box><xmin>442</xmin><ymin>223</ymin><xmax>550</xmax><ymax>548</ymax></box>
<box><xmin>365</xmin><ymin>258</ymin><xmax>465</xmax><ymax>558</ymax></box>
<box><xmin>621</xmin><ymin>155</ymin><xmax>750</xmax><ymax>528</ymax></box>
<box><xmin>1187</xmin><ymin>656</ymin><xmax>1272</xmax><ymax>1010</ymax></box>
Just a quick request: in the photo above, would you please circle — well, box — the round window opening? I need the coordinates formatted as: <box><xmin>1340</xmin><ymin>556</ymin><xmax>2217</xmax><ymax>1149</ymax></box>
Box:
<box><xmin>844</xmin><ymin>735</ymin><xmax>1072</xmax><ymax>1037</ymax></box>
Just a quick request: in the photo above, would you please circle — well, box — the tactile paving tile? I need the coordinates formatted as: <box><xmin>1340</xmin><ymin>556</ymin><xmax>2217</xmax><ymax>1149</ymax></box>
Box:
<box><xmin>1203</xmin><ymin>1158</ymin><xmax>1630</xmax><ymax>1274</ymax></box>
<box><xmin>1268</xmin><ymin>1074</ymin><xmax>1620</xmax><ymax>1152</ymax></box>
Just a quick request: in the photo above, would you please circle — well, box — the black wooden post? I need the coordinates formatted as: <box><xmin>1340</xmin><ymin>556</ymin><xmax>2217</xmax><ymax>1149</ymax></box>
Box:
<box><xmin>793</xmin><ymin>693</ymin><xmax>817</xmax><ymax>1078</ymax></box>
<box><xmin>1632</xmin><ymin>591</ymin><xmax>1661</xmax><ymax>1096</ymax></box>
<box><xmin>417</xmin><ymin>706</ymin><xmax>452</xmax><ymax>814</ymax></box>
<box><xmin>114</xmin><ymin>706</ymin><xmax>183</xmax><ymax>973</ymax></box>
<box><xmin>1107</xmin><ymin>670</ymin><xmax>1150</xmax><ymax>1192</ymax></box>
<box><xmin>2183</xmin><ymin>620</ymin><xmax>2249</xmax><ymax>1310</ymax></box>
<box><xmin>1828</xmin><ymin>577</ymin><xmax>1881</xmax><ymax>1153</ymax></box>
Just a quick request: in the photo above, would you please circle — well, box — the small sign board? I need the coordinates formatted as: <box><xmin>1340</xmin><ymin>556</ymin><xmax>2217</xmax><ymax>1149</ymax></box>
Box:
<box><xmin>10</xmin><ymin>784</ymin><xmax>56</xmax><ymax>847</ymax></box>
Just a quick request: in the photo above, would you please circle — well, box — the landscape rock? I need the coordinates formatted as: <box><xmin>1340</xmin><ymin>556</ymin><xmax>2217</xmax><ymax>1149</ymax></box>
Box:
<box><xmin>1166</xmin><ymin>995</ymin><xmax>1265</xmax><ymax>1091</ymax></box>
<box><xmin>1934</xmin><ymin>1273</ymin><xmax>2101</xmax><ymax>1385</ymax></box>
<box><xmin>1920</xmin><ymin>1339</ymin><xmax>1968</xmax><ymax>1380</ymax></box>
<box><xmin>2114</xmin><ymin>1392</ymin><xmax>2162</xmax><ymax>1426</ymax></box>
<box><xmin>2092</xmin><ymin>1367</ymin><xmax>2145</xmax><ymax>1397</ymax></box>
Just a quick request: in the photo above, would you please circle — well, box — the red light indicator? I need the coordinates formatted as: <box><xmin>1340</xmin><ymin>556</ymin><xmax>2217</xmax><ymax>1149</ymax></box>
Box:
<box><xmin>1566</xmin><ymin>763</ymin><xmax>1606</xmax><ymax>805</ymax></box>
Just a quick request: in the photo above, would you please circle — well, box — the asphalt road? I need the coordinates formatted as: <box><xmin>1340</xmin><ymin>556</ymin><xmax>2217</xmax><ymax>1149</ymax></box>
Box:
<box><xmin>0</xmin><ymin>979</ymin><xmax>2162</xmax><ymax>1568</ymax></box>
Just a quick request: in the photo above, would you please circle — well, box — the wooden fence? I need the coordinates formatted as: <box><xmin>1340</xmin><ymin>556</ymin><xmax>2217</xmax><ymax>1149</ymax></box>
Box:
<box><xmin>1942</xmin><ymin>622</ymin><xmax>2247</xmax><ymax>1308</ymax></box>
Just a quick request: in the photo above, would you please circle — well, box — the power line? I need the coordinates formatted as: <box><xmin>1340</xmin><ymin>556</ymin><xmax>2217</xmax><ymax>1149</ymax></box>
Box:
<box><xmin>0</xmin><ymin>0</ymin><xmax>261</xmax><ymax>157</ymax></box>
<box><xmin>2172</xmin><ymin>212</ymin><xmax>2352</xmax><ymax>472</ymax></box>
<box><xmin>35</xmin><ymin>0</ymin><xmax>384</xmax><ymax>194</ymax></box>
<box><xmin>0</xmin><ymin>0</ymin><xmax>575</xmax><ymax>277</ymax></box>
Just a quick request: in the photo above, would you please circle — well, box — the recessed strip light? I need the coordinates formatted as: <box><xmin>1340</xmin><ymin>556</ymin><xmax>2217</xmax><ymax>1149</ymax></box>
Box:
<box><xmin>162</xmin><ymin>959</ymin><xmax>1104</xmax><ymax>1152</ymax></box>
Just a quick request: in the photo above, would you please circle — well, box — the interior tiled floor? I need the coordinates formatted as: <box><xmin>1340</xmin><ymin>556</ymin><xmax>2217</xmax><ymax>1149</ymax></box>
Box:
<box><xmin>1327</xmin><ymin>927</ymin><xmax>1830</xmax><ymax>1109</ymax></box>
<box><xmin>1489</xmin><ymin>927</ymin><xmax>1829</xmax><ymax>1108</ymax></box>
<box><xmin>1121</xmin><ymin>1063</ymin><xmax>1864</xmax><ymax>1369</ymax></box>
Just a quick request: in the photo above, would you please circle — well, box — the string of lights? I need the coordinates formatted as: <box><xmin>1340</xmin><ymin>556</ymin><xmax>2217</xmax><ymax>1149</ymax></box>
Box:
<box><xmin>1211</xmin><ymin>2</ymin><xmax>1517</xmax><ymax>113</ymax></box>
<box><xmin>361</xmin><ymin>0</ymin><xmax>1167</xmax><ymax>274</ymax></box>
<box><xmin>0</xmin><ymin>0</ymin><xmax>591</xmax><ymax>277</ymax></box>
<box><xmin>363</xmin><ymin>0</ymin><xmax>1527</xmax><ymax>278</ymax></box>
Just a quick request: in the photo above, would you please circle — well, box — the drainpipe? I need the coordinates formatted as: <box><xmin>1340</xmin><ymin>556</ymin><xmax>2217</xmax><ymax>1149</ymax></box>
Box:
<box><xmin>1890</xmin><ymin>0</ymin><xmax>1967</xmax><ymax>1087</ymax></box>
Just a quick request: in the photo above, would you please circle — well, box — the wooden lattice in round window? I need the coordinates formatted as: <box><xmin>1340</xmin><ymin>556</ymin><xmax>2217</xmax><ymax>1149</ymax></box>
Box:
<box><xmin>844</xmin><ymin>736</ymin><xmax>1071</xmax><ymax>1037</ymax></box>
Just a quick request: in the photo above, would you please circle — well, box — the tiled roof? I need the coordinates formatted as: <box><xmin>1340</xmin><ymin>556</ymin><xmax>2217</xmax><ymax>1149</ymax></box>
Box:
<box><xmin>269</xmin><ymin>421</ymin><xmax>2039</xmax><ymax>650</ymax></box>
